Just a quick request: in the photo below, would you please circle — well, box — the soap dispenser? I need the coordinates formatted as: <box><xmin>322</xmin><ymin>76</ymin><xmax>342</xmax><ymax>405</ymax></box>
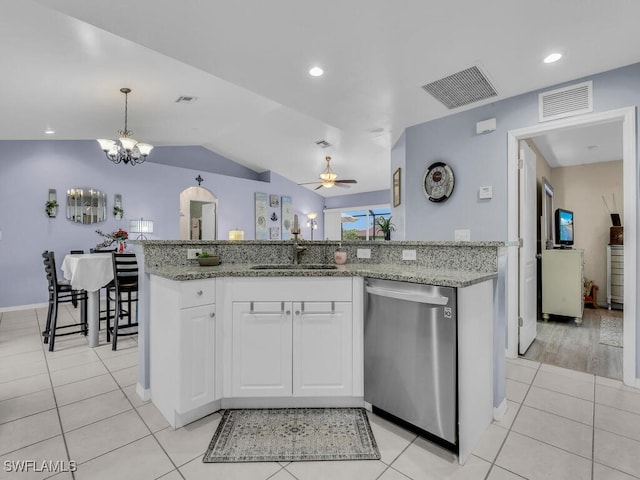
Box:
<box><xmin>334</xmin><ymin>243</ymin><xmax>347</xmax><ymax>265</ymax></box>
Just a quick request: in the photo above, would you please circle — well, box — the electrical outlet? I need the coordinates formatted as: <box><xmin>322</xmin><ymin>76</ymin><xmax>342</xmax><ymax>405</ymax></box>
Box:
<box><xmin>454</xmin><ymin>230</ymin><xmax>471</xmax><ymax>241</ymax></box>
<box><xmin>357</xmin><ymin>248</ymin><xmax>371</xmax><ymax>259</ymax></box>
<box><xmin>187</xmin><ymin>248</ymin><xmax>202</xmax><ymax>259</ymax></box>
<box><xmin>402</xmin><ymin>250</ymin><xmax>417</xmax><ymax>261</ymax></box>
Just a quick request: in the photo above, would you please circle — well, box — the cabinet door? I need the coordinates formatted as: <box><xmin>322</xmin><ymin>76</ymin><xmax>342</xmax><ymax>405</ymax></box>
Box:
<box><xmin>293</xmin><ymin>301</ymin><xmax>352</xmax><ymax>397</ymax></box>
<box><xmin>178</xmin><ymin>304</ymin><xmax>216</xmax><ymax>413</ymax></box>
<box><xmin>232</xmin><ymin>302</ymin><xmax>293</xmax><ymax>397</ymax></box>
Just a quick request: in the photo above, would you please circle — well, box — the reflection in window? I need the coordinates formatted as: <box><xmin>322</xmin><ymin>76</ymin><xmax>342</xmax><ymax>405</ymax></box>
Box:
<box><xmin>341</xmin><ymin>209</ymin><xmax>391</xmax><ymax>241</ymax></box>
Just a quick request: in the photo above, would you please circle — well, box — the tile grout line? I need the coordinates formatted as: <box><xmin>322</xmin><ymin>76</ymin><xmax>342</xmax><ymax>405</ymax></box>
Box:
<box><xmin>483</xmin><ymin>360</ymin><xmax>542</xmax><ymax>480</ymax></box>
<box><xmin>34</xmin><ymin>306</ymin><xmax>77</xmax><ymax>480</ymax></box>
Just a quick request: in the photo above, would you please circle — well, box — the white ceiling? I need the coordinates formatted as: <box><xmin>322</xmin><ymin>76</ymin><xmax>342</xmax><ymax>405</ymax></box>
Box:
<box><xmin>531</xmin><ymin>121</ymin><xmax>623</xmax><ymax>168</ymax></box>
<box><xmin>2</xmin><ymin>0</ymin><xmax>640</xmax><ymax>195</ymax></box>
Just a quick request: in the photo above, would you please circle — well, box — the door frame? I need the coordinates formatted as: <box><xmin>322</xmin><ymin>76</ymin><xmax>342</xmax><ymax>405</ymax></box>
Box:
<box><xmin>506</xmin><ymin>106</ymin><xmax>637</xmax><ymax>386</ymax></box>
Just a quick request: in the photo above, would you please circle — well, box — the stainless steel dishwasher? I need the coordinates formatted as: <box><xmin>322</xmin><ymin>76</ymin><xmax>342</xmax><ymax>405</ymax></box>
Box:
<box><xmin>364</xmin><ymin>278</ymin><xmax>457</xmax><ymax>451</ymax></box>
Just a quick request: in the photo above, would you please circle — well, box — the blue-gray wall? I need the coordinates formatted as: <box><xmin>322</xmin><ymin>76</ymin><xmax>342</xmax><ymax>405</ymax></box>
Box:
<box><xmin>323</xmin><ymin>189</ymin><xmax>391</xmax><ymax>210</ymax></box>
<box><xmin>0</xmin><ymin>141</ymin><xmax>325</xmax><ymax>308</ymax></box>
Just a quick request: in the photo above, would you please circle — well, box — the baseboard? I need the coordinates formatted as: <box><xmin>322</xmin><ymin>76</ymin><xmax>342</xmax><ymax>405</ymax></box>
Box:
<box><xmin>136</xmin><ymin>383</ymin><xmax>151</xmax><ymax>402</ymax></box>
<box><xmin>221</xmin><ymin>396</ymin><xmax>364</xmax><ymax>410</ymax></box>
<box><xmin>493</xmin><ymin>398</ymin><xmax>507</xmax><ymax>422</ymax></box>
<box><xmin>0</xmin><ymin>302</ymin><xmax>48</xmax><ymax>313</ymax></box>
<box><xmin>174</xmin><ymin>400</ymin><xmax>221</xmax><ymax>429</ymax></box>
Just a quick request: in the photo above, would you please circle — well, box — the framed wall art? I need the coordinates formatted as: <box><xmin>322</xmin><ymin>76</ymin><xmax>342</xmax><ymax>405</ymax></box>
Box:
<box><xmin>393</xmin><ymin>167</ymin><xmax>401</xmax><ymax>207</ymax></box>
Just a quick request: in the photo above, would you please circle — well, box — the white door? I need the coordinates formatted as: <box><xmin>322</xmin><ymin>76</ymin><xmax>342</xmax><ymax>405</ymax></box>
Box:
<box><xmin>201</xmin><ymin>202</ymin><xmax>216</xmax><ymax>240</ymax></box>
<box><xmin>178</xmin><ymin>304</ymin><xmax>216</xmax><ymax>413</ymax></box>
<box><xmin>292</xmin><ymin>301</ymin><xmax>352</xmax><ymax>397</ymax></box>
<box><xmin>231</xmin><ymin>302</ymin><xmax>293</xmax><ymax>397</ymax></box>
<box><xmin>519</xmin><ymin>140</ymin><xmax>537</xmax><ymax>354</ymax></box>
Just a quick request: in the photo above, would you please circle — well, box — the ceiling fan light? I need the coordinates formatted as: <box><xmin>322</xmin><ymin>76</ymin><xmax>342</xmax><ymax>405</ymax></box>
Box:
<box><xmin>322</xmin><ymin>181</ymin><xmax>335</xmax><ymax>188</ymax></box>
<box><xmin>119</xmin><ymin>136</ymin><xmax>138</xmax><ymax>152</ymax></box>
<box><xmin>97</xmin><ymin>138</ymin><xmax>116</xmax><ymax>152</ymax></box>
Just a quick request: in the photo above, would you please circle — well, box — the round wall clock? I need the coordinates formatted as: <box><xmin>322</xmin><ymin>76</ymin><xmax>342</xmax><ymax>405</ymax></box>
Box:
<box><xmin>423</xmin><ymin>162</ymin><xmax>455</xmax><ymax>202</ymax></box>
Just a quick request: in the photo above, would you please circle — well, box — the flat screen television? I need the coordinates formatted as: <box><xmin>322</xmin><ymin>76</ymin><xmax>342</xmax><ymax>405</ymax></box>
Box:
<box><xmin>555</xmin><ymin>208</ymin><xmax>574</xmax><ymax>246</ymax></box>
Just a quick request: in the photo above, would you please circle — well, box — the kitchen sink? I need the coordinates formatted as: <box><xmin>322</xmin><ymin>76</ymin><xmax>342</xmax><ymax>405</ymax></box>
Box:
<box><xmin>250</xmin><ymin>264</ymin><xmax>338</xmax><ymax>270</ymax></box>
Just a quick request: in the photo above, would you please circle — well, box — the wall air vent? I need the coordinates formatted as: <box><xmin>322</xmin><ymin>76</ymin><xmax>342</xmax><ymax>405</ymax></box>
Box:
<box><xmin>175</xmin><ymin>96</ymin><xmax>198</xmax><ymax>103</ymax></box>
<box><xmin>315</xmin><ymin>140</ymin><xmax>332</xmax><ymax>148</ymax></box>
<box><xmin>538</xmin><ymin>81</ymin><xmax>592</xmax><ymax>122</ymax></box>
<box><xmin>421</xmin><ymin>65</ymin><xmax>497</xmax><ymax>109</ymax></box>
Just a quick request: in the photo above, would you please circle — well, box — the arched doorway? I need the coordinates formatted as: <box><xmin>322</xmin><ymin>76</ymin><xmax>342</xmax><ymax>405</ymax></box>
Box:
<box><xmin>179</xmin><ymin>186</ymin><xmax>218</xmax><ymax>240</ymax></box>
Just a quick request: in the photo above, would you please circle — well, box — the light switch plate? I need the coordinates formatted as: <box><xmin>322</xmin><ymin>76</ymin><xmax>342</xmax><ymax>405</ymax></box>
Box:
<box><xmin>479</xmin><ymin>186</ymin><xmax>493</xmax><ymax>199</ymax></box>
<box><xmin>455</xmin><ymin>229</ymin><xmax>471</xmax><ymax>241</ymax></box>
<box><xmin>357</xmin><ymin>248</ymin><xmax>371</xmax><ymax>259</ymax></box>
<box><xmin>187</xmin><ymin>248</ymin><xmax>202</xmax><ymax>259</ymax></box>
<box><xmin>402</xmin><ymin>250</ymin><xmax>417</xmax><ymax>261</ymax></box>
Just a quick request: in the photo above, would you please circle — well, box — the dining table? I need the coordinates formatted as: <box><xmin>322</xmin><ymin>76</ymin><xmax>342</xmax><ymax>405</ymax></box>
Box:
<box><xmin>61</xmin><ymin>252</ymin><xmax>113</xmax><ymax>347</ymax></box>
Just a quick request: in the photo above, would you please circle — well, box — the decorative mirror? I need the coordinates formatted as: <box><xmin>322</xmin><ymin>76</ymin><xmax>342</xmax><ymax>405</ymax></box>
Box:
<box><xmin>66</xmin><ymin>188</ymin><xmax>107</xmax><ymax>224</ymax></box>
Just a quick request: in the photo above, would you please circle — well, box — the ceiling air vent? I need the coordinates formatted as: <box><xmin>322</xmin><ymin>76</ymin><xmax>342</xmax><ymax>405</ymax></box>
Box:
<box><xmin>315</xmin><ymin>140</ymin><xmax>332</xmax><ymax>148</ymax></box>
<box><xmin>538</xmin><ymin>81</ymin><xmax>592</xmax><ymax>122</ymax></box>
<box><xmin>175</xmin><ymin>96</ymin><xmax>198</xmax><ymax>103</ymax></box>
<box><xmin>421</xmin><ymin>65</ymin><xmax>497</xmax><ymax>109</ymax></box>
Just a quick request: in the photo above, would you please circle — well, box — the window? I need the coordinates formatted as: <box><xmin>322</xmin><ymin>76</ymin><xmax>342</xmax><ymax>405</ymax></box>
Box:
<box><xmin>341</xmin><ymin>208</ymin><xmax>391</xmax><ymax>241</ymax></box>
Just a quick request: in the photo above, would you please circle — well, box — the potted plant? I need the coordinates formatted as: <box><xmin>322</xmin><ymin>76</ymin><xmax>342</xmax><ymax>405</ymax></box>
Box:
<box><xmin>45</xmin><ymin>200</ymin><xmax>59</xmax><ymax>217</ymax></box>
<box><xmin>197</xmin><ymin>251</ymin><xmax>219</xmax><ymax>266</ymax></box>
<box><xmin>113</xmin><ymin>205</ymin><xmax>124</xmax><ymax>219</ymax></box>
<box><xmin>375</xmin><ymin>216</ymin><xmax>396</xmax><ymax>240</ymax></box>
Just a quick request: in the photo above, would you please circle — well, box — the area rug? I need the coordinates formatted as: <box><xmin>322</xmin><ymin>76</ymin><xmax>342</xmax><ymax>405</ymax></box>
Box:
<box><xmin>203</xmin><ymin>408</ymin><xmax>380</xmax><ymax>463</ymax></box>
<box><xmin>600</xmin><ymin>316</ymin><xmax>623</xmax><ymax>347</ymax></box>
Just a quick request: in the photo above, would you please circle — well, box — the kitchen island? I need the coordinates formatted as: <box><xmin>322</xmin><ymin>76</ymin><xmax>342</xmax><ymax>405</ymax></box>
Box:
<box><xmin>137</xmin><ymin>240</ymin><xmax>504</xmax><ymax>464</ymax></box>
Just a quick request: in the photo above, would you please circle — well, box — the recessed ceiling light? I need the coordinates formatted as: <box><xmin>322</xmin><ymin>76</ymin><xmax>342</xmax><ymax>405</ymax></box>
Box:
<box><xmin>45</xmin><ymin>129</ymin><xmax>55</xmax><ymax>134</ymax></box>
<box><xmin>309</xmin><ymin>66</ymin><xmax>324</xmax><ymax>77</ymax></box>
<box><xmin>543</xmin><ymin>52</ymin><xmax>563</xmax><ymax>64</ymax></box>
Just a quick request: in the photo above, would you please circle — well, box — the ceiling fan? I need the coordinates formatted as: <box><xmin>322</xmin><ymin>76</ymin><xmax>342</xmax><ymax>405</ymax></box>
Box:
<box><xmin>299</xmin><ymin>156</ymin><xmax>358</xmax><ymax>190</ymax></box>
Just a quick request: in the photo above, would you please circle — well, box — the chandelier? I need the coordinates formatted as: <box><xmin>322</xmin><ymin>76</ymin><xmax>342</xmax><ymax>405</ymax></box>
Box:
<box><xmin>97</xmin><ymin>88</ymin><xmax>153</xmax><ymax>165</ymax></box>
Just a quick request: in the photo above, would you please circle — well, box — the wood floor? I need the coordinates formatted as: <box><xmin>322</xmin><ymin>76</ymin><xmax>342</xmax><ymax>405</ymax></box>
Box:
<box><xmin>523</xmin><ymin>306</ymin><xmax>624</xmax><ymax>380</ymax></box>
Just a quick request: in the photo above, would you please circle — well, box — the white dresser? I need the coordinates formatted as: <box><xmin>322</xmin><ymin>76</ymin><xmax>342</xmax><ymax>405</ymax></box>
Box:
<box><xmin>606</xmin><ymin>245</ymin><xmax>624</xmax><ymax>309</ymax></box>
<box><xmin>541</xmin><ymin>249</ymin><xmax>584</xmax><ymax>325</ymax></box>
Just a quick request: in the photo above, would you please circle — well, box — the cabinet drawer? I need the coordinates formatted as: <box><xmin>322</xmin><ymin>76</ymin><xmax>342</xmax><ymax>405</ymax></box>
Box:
<box><xmin>610</xmin><ymin>248</ymin><xmax>624</xmax><ymax>257</ymax></box>
<box><xmin>179</xmin><ymin>279</ymin><xmax>216</xmax><ymax>308</ymax></box>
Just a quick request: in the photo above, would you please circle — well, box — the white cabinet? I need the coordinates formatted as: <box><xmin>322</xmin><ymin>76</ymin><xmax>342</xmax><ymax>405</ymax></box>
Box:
<box><xmin>150</xmin><ymin>276</ymin><xmax>218</xmax><ymax>428</ymax></box>
<box><xmin>231</xmin><ymin>300</ymin><xmax>353</xmax><ymax>398</ymax></box>
<box><xmin>232</xmin><ymin>302</ymin><xmax>293</xmax><ymax>397</ymax></box>
<box><xmin>293</xmin><ymin>301</ymin><xmax>352</xmax><ymax>397</ymax></box>
<box><xmin>225</xmin><ymin>277</ymin><xmax>359</xmax><ymax>402</ymax></box>
<box><xmin>541</xmin><ymin>249</ymin><xmax>584</xmax><ymax>324</ymax></box>
<box><xmin>606</xmin><ymin>245</ymin><xmax>624</xmax><ymax>309</ymax></box>
<box><xmin>179</xmin><ymin>304</ymin><xmax>216</xmax><ymax>411</ymax></box>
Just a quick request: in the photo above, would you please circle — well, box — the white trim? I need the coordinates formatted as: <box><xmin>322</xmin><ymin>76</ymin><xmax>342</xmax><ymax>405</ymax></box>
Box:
<box><xmin>493</xmin><ymin>398</ymin><xmax>508</xmax><ymax>422</ymax></box>
<box><xmin>0</xmin><ymin>302</ymin><xmax>48</xmax><ymax>313</ymax></box>
<box><xmin>323</xmin><ymin>203</ymin><xmax>389</xmax><ymax>213</ymax></box>
<box><xmin>507</xmin><ymin>107</ymin><xmax>637</xmax><ymax>385</ymax></box>
<box><xmin>136</xmin><ymin>382</ymin><xmax>151</xmax><ymax>402</ymax></box>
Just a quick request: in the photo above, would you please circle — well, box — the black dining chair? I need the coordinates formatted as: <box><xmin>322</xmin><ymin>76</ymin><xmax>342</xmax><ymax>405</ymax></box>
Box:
<box><xmin>41</xmin><ymin>251</ymin><xmax>88</xmax><ymax>351</ymax></box>
<box><xmin>108</xmin><ymin>253</ymin><xmax>139</xmax><ymax>350</ymax></box>
<box><xmin>69</xmin><ymin>250</ymin><xmax>84</xmax><ymax>308</ymax></box>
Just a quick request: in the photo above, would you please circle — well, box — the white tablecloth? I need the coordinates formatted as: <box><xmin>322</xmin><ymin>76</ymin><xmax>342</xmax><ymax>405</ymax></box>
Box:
<box><xmin>61</xmin><ymin>253</ymin><xmax>114</xmax><ymax>347</ymax></box>
<box><xmin>62</xmin><ymin>253</ymin><xmax>113</xmax><ymax>292</ymax></box>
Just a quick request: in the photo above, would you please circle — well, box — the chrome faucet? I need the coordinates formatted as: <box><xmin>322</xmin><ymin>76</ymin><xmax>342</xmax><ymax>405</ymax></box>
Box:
<box><xmin>291</xmin><ymin>235</ymin><xmax>307</xmax><ymax>265</ymax></box>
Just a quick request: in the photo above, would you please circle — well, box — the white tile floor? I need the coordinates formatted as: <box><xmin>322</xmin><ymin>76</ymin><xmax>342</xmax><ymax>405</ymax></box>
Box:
<box><xmin>1</xmin><ymin>305</ymin><xmax>640</xmax><ymax>479</ymax></box>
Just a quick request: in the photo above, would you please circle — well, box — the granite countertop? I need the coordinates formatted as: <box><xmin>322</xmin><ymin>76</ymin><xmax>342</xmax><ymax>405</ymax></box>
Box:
<box><xmin>146</xmin><ymin>263</ymin><xmax>496</xmax><ymax>288</ymax></box>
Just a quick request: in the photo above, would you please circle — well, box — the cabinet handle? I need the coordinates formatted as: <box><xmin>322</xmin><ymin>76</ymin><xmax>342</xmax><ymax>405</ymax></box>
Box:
<box><xmin>197</xmin><ymin>290</ymin><xmax>203</xmax><ymax>296</ymax></box>
<box><xmin>209</xmin><ymin>312</ymin><xmax>215</xmax><ymax>318</ymax></box>
<box><xmin>295</xmin><ymin>310</ymin><xmax>300</xmax><ymax>315</ymax></box>
<box><xmin>285</xmin><ymin>310</ymin><xmax>291</xmax><ymax>315</ymax></box>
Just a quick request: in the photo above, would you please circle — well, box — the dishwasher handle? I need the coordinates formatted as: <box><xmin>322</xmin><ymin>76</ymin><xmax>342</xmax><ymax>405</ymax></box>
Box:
<box><xmin>365</xmin><ymin>284</ymin><xmax>449</xmax><ymax>305</ymax></box>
